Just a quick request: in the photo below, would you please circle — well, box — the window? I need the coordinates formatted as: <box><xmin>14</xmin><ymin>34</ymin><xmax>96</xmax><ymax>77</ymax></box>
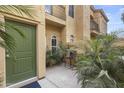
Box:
<box><xmin>70</xmin><ymin>35</ymin><xmax>74</xmax><ymax>43</ymax></box>
<box><xmin>51</xmin><ymin>36</ymin><xmax>57</xmax><ymax>53</ymax></box>
<box><xmin>45</xmin><ymin>5</ymin><xmax>52</xmax><ymax>14</ymax></box>
<box><xmin>69</xmin><ymin>5</ymin><xmax>74</xmax><ymax>18</ymax></box>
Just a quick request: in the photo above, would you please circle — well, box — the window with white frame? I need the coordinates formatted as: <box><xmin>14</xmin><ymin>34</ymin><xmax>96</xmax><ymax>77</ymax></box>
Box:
<box><xmin>51</xmin><ymin>36</ymin><xmax>57</xmax><ymax>53</ymax></box>
<box><xmin>45</xmin><ymin>5</ymin><xmax>52</xmax><ymax>14</ymax></box>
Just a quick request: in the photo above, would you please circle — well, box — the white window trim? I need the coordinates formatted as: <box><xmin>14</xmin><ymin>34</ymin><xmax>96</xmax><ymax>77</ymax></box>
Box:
<box><xmin>51</xmin><ymin>35</ymin><xmax>58</xmax><ymax>51</ymax></box>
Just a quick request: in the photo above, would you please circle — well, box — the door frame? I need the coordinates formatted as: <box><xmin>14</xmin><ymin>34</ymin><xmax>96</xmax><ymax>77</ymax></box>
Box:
<box><xmin>5</xmin><ymin>17</ymin><xmax>38</xmax><ymax>87</ymax></box>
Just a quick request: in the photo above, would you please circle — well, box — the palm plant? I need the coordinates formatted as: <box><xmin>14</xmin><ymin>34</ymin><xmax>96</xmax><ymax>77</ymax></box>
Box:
<box><xmin>0</xmin><ymin>5</ymin><xmax>35</xmax><ymax>53</ymax></box>
<box><xmin>76</xmin><ymin>32</ymin><xmax>124</xmax><ymax>88</ymax></box>
<box><xmin>46</xmin><ymin>43</ymin><xmax>68</xmax><ymax>66</ymax></box>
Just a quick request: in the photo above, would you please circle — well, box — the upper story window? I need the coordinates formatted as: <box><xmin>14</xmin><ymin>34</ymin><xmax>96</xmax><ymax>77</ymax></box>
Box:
<box><xmin>69</xmin><ymin>5</ymin><xmax>74</xmax><ymax>18</ymax></box>
<box><xmin>45</xmin><ymin>5</ymin><xmax>52</xmax><ymax>14</ymax></box>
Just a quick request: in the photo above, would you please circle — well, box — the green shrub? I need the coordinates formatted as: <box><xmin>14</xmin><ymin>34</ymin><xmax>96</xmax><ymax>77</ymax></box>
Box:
<box><xmin>76</xmin><ymin>32</ymin><xmax>124</xmax><ymax>88</ymax></box>
<box><xmin>46</xmin><ymin>43</ymin><xmax>68</xmax><ymax>67</ymax></box>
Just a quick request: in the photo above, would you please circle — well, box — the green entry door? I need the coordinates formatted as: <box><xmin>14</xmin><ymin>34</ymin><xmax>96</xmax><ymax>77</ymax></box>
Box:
<box><xmin>6</xmin><ymin>20</ymin><xmax>36</xmax><ymax>86</ymax></box>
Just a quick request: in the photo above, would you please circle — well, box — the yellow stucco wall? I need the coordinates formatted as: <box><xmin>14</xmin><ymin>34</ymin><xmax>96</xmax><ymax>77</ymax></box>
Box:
<box><xmin>94</xmin><ymin>12</ymin><xmax>107</xmax><ymax>34</ymax></box>
<box><xmin>75</xmin><ymin>5</ymin><xmax>90</xmax><ymax>41</ymax></box>
<box><xmin>46</xmin><ymin>23</ymin><xmax>62</xmax><ymax>49</ymax></box>
<box><xmin>65</xmin><ymin>6</ymin><xmax>76</xmax><ymax>43</ymax></box>
<box><xmin>52</xmin><ymin>5</ymin><xmax>66</xmax><ymax>20</ymax></box>
<box><xmin>45</xmin><ymin>5</ymin><xmax>108</xmax><ymax>53</ymax></box>
<box><xmin>0</xmin><ymin>15</ymin><xmax>6</xmax><ymax>87</ymax></box>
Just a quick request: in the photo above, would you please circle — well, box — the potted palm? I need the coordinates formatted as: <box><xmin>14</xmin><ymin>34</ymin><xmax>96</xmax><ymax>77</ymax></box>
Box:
<box><xmin>46</xmin><ymin>43</ymin><xmax>68</xmax><ymax>67</ymax></box>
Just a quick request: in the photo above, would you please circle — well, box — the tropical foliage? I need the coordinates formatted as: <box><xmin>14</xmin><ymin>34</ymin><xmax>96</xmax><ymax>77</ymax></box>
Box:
<box><xmin>0</xmin><ymin>5</ymin><xmax>34</xmax><ymax>53</ymax></box>
<box><xmin>46</xmin><ymin>43</ymin><xmax>68</xmax><ymax>66</ymax></box>
<box><xmin>76</xmin><ymin>32</ymin><xmax>124</xmax><ymax>88</ymax></box>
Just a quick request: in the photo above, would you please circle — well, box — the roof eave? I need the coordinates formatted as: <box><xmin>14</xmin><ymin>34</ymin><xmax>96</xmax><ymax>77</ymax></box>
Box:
<box><xmin>95</xmin><ymin>9</ymin><xmax>109</xmax><ymax>22</ymax></box>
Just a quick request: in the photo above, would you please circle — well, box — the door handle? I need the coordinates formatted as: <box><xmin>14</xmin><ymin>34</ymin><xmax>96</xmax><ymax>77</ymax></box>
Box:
<box><xmin>6</xmin><ymin>54</ymin><xmax>10</xmax><ymax>58</ymax></box>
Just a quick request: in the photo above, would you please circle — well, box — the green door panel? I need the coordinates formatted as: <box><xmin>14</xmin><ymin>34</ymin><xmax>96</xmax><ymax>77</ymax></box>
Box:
<box><xmin>5</xmin><ymin>20</ymin><xmax>36</xmax><ymax>86</ymax></box>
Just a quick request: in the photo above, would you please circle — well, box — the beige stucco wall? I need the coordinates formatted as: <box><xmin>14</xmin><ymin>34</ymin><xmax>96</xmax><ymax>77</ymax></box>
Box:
<box><xmin>0</xmin><ymin>5</ymin><xmax>46</xmax><ymax>87</ymax></box>
<box><xmin>46</xmin><ymin>23</ymin><xmax>62</xmax><ymax>49</ymax></box>
<box><xmin>65</xmin><ymin>6</ymin><xmax>76</xmax><ymax>43</ymax></box>
<box><xmin>90</xmin><ymin>8</ymin><xmax>94</xmax><ymax>18</ymax></box>
<box><xmin>45</xmin><ymin>5</ymin><xmax>108</xmax><ymax>48</ymax></box>
<box><xmin>75</xmin><ymin>5</ymin><xmax>90</xmax><ymax>41</ymax></box>
<box><xmin>94</xmin><ymin>12</ymin><xmax>107</xmax><ymax>34</ymax></box>
<box><xmin>45</xmin><ymin>5</ymin><xmax>76</xmax><ymax>47</ymax></box>
<box><xmin>0</xmin><ymin>15</ymin><xmax>6</xmax><ymax>87</ymax></box>
<box><xmin>99</xmin><ymin>14</ymin><xmax>107</xmax><ymax>34</ymax></box>
<box><xmin>52</xmin><ymin>6</ymin><xmax>66</xmax><ymax>20</ymax></box>
<box><xmin>36</xmin><ymin>6</ymin><xmax>46</xmax><ymax>79</ymax></box>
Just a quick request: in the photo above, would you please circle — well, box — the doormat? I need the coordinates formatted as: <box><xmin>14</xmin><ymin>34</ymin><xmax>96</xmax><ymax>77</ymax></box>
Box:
<box><xmin>21</xmin><ymin>81</ymin><xmax>41</xmax><ymax>88</ymax></box>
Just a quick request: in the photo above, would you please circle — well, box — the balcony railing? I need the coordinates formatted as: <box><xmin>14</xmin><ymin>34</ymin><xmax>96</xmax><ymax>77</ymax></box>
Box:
<box><xmin>45</xmin><ymin>5</ymin><xmax>66</xmax><ymax>20</ymax></box>
<box><xmin>90</xmin><ymin>20</ymin><xmax>99</xmax><ymax>32</ymax></box>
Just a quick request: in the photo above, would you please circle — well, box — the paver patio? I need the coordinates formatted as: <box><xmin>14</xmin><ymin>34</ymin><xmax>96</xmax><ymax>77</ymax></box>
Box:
<box><xmin>38</xmin><ymin>64</ymin><xmax>81</xmax><ymax>88</ymax></box>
